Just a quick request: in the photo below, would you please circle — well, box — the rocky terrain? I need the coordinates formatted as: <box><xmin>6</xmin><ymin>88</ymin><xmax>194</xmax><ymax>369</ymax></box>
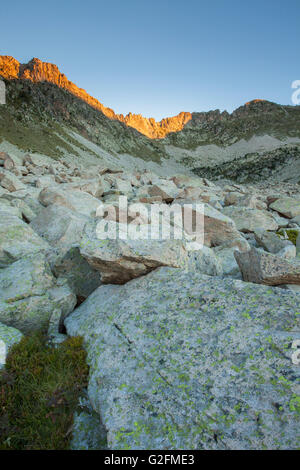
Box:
<box><xmin>0</xmin><ymin>149</ymin><xmax>299</xmax><ymax>449</ymax></box>
<box><xmin>0</xmin><ymin>57</ymin><xmax>299</xmax><ymax>450</ymax></box>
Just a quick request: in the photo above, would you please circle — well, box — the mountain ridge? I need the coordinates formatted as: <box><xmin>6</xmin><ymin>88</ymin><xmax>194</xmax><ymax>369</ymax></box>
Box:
<box><xmin>0</xmin><ymin>55</ymin><xmax>192</xmax><ymax>139</ymax></box>
<box><xmin>1</xmin><ymin>55</ymin><xmax>300</xmax><ymax>181</ymax></box>
<box><xmin>1</xmin><ymin>56</ymin><xmax>282</xmax><ymax>140</ymax></box>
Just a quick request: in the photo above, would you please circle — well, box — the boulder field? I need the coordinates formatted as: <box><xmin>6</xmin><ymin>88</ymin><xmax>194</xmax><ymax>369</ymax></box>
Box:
<box><xmin>0</xmin><ymin>151</ymin><xmax>299</xmax><ymax>449</ymax></box>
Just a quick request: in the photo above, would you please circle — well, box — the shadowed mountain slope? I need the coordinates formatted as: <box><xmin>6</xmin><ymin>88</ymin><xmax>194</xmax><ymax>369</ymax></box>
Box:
<box><xmin>0</xmin><ymin>56</ymin><xmax>192</xmax><ymax>139</ymax></box>
<box><xmin>1</xmin><ymin>55</ymin><xmax>300</xmax><ymax>179</ymax></box>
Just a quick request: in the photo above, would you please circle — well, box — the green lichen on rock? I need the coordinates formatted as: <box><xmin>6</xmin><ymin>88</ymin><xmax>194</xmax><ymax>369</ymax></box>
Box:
<box><xmin>65</xmin><ymin>268</ymin><xmax>300</xmax><ymax>450</ymax></box>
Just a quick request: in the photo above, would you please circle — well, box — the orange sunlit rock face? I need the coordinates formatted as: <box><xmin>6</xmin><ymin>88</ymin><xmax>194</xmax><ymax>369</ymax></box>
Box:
<box><xmin>0</xmin><ymin>56</ymin><xmax>192</xmax><ymax>139</ymax></box>
<box><xmin>245</xmin><ymin>99</ymin><xmax>266</xmax><ymax>106</ymax></box>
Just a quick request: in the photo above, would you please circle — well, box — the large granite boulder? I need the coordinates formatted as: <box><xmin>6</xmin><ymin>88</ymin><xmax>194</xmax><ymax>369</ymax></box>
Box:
<box><xmin>80</xmin><ymin>220</ymin><xmax>189</xmax><ymax>284</ymax></box>
<box><xmin>148</xmin><ymin>181</ymin><xmax>179</xmax><ymax>203</ymax></box>
<box><xmin>171</xmin><ymin>174</ymin><xmax>208</xmax><ymax>189</ymax></box>
<box><xmin>254</xmin><ymin>229</ymin><xmax>296</xmax><ymax>257</ymax></box>
<box><xmin>2</xmin><ymin>153</ymin><xmax>23</xmax><ymax>171</ymax></box>
<box><xmin>214</xmin><ymin>246</ymin><xmax>242</xmax><ymax>277</ymax></box>
<box><xmin>30</xmin><ymin>205</ymin><xmax>101</xmax><ymax>298</ymax></box>
<box><xmin>35</xmin><ymin>175</ymin><xmax>56</xmax><ymax>188</ymax></box>
<box><xmin>235</xmin><ymin>247</ymin><xmax>300</xmax><ymax>285</ymax></box>
<box><xmin>0</xmin><ymin>169</ymin><xmax>26</xmax><ymax>192</ymax></box>
<box><xmin>0</xmin><ymin>199</ymin><xmax>23</xmax><ymax>219</ymax></box>
<box><xmin>236</xmin><ymin>194</ymin><xmax>267</xmax><ymax>210</ymax></box>
<box><xmin>0</xmin><ymin>212</ymin><xmax>50</xmax><ymax>267</ymax></box>
<box><xmin>0</xmin><ymin>187</ymin><xmax>9</xmax><ymax>197</ymax></box>
<box><xmin>0</xmin><ymin>254</ymin><xmax>76</xmax><ymax>333</ymax></box>
<box><xmin>30</xmin><ymin>204</ymin><xmax>90</xmax><ymax>249</ymax></box>
<box><xmin>114</xmin><ymin>178</ymin><xmax>134</xmax><ymax>196</ymax></box>
<box><xmin>222</xmin><ymin>206</ymin><xmax>278</xmax><ymax>233</ymax></box>
<box><xmin>38</xmin><ymin>186</ymin><xmax>101</xmax><ymax>217</ymax></box>
<box><xmin>9</xmin><ymin>198</ymin><xmax>37</xmax><ymax>222</ymax></box>
<box><xmin>269</xmin><ymin>197</ymin><xmax>300</xmax><ymax>219</ymax></box>
<box><xmin>63</xmin><ymin>179</ymin><xmax>105</xmax><ymax>198</ymax></box>
<box><xmin>224</xmin><ymin>191</ymin><xmax>243</xmax><ymax>206</ymax></box>
<box><xmin>65</xmin><ymin>267</ymin><xmax>300</xmax><ymax>450</ymax></box>
<box><xmin>186</xmin><ymin>246</ymin><xmax>223</xmax><ymax>276</ymax></box>
<box><xmin>177</xmin><ymin>202</ymin><xmax>247</xmax><ymax>249</ymax></box>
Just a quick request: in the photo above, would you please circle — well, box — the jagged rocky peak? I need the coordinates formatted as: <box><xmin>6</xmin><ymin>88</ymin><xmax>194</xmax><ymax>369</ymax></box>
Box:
<box><xmin>0</xmin><ymin>55</ymin><xmax>21</xmax><ymax>79</ymax></box>
<box><xmin>0</xmin><ymin>55</ymin><xmax>192</xmax><ymax>138</ymax></box>
<box><xmin>124</xmin><ymin>110</ymin><xmax>192</xmax><ymax>139</ymax></box>
<box><xmin>0</xmin><ymin>56</ymin><xmax>64</xmax><ymax>83</ymax></box>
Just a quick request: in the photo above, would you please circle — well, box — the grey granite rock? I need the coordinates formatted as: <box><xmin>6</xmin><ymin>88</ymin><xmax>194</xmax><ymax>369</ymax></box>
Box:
<box><xmin>0</xmin><ymin>254</ymin><xmax>76</xmax><ymax>333</ymax></box>
<box><xmin>65</xmin><ymin>268</ymin><xmax>300</xmax><ymax>450</ymax></box>
<box><xmin>235</xmin><ymin>247</ymin><xmax>300</xmax><ymax>285</ymax></box>
<box><xmin>269</xmin><ymin>197</ymin><xmax>300</xmax><ymax>219</ymax></box>
<box><xmin>0</xmin><ymin>212</ymin><xmax>50</xmax><ymax>268</ymax></box>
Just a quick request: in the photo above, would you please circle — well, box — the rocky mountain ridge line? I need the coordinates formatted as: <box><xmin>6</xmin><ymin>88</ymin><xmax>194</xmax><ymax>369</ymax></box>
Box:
<box><xmin>0</xmin><ymin>56</ymin><xmax>192</xmax><ymax>139</ymax></box>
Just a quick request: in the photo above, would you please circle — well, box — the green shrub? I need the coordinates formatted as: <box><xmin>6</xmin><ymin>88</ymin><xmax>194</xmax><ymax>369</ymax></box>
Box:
<box><xmin>0</xmin><ymin>333</ymin><xmax>89</xmax><ymax>450</ymax></box>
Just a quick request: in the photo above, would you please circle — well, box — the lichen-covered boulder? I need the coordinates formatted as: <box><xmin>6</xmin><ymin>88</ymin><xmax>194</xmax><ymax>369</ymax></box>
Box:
<box><xmin>63</xmin><ymin>179</ymin><xmax>105</xmax><ymax>198</ymax></box>
<box><xmin>30</xmin><ymin>205</ymin><xmax>103</xmax><ymax>297</ymax></box>
<box><xmin>9</xmin><ymin>198</ymin><xmax>37</xmax><ymax>222</ymax></box>
<box><xmin>65</xmin><ymin>268</ymin><xmax>300</xmax><ymax>450</ymax></box>
<box><xmin>0</xmin><ymin>212</ymin><xmax>50</xmax><ymax>267</ymax></box>
<box><xmin>0</xmin><ymin>199</ymin><xmax>23</xmax><ymax>219</ymax></box>
<box><xmin>0</xmin><ymin>187</ymin><xmax>9</xmax><ymax>197</ymax></box>
<box><xmin>171</xmin><ymin>174</ymin><xmax>208</xmax><ymax>189</ymax></box>
<box><xmin>214</xmin><ymin>246</ymin><xmax>242</xmax><ymax>277</ymax></box>
<box><xmin>187</xmin><ymin>246</ymin><xmax>223</xmax><ymax>276</ymax></box>
<box><xmin>30</xmin><ymin>204</ymin><xmax>90</xmax><ymax>248</ymax></box>
<box><xmin>0</xmin><ymin>254</ymin><xmax>76</xmax><ymax>333</ymax></box>
<box><xmin>236</xmin><ymin>194</ymin><xmax>267</xmax><ymax>210</ymax></box>
<box><xmin>1</xmin><ymin>152</ymin><xmax>23</xmax><ymax>171</ymax></box>
<box><xmin>224</xmin><ymin>191</ymin><xmax>243</xmax><ymax>206</ymax></box>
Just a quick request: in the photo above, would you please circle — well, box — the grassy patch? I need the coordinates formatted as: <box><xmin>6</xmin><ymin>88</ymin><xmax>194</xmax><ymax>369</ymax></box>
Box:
<box><xmin>0</xmin><ymin>111</ymin><xmax>82</xmax><ymax>159</ymax></box>
<box><xmin>277</xmin><ymin>229</ymin><xmax>299</xmax><ymax>246</ymax></box>
<box><xmin>0</xmin><ymin>79</ymin><xmax>169</xmax><ymax>163</ymax></box>
<box><xmin>0</xmin><ymin>333</ymin><xmax>89</xmax><ymax>450</ymax></box>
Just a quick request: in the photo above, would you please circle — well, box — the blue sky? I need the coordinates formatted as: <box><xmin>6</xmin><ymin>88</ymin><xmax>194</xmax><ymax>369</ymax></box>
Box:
<box><xmin>1</xmin><ymin>0</ymin><xmax>299</xmax><ymax>120</ymax></box>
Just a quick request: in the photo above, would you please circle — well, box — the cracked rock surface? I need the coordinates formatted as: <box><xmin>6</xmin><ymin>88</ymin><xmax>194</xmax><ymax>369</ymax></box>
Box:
<box><xmin>66</xmin><ymin>267</ymin><xmax>300</xmax><ymax>450</ymax></box>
